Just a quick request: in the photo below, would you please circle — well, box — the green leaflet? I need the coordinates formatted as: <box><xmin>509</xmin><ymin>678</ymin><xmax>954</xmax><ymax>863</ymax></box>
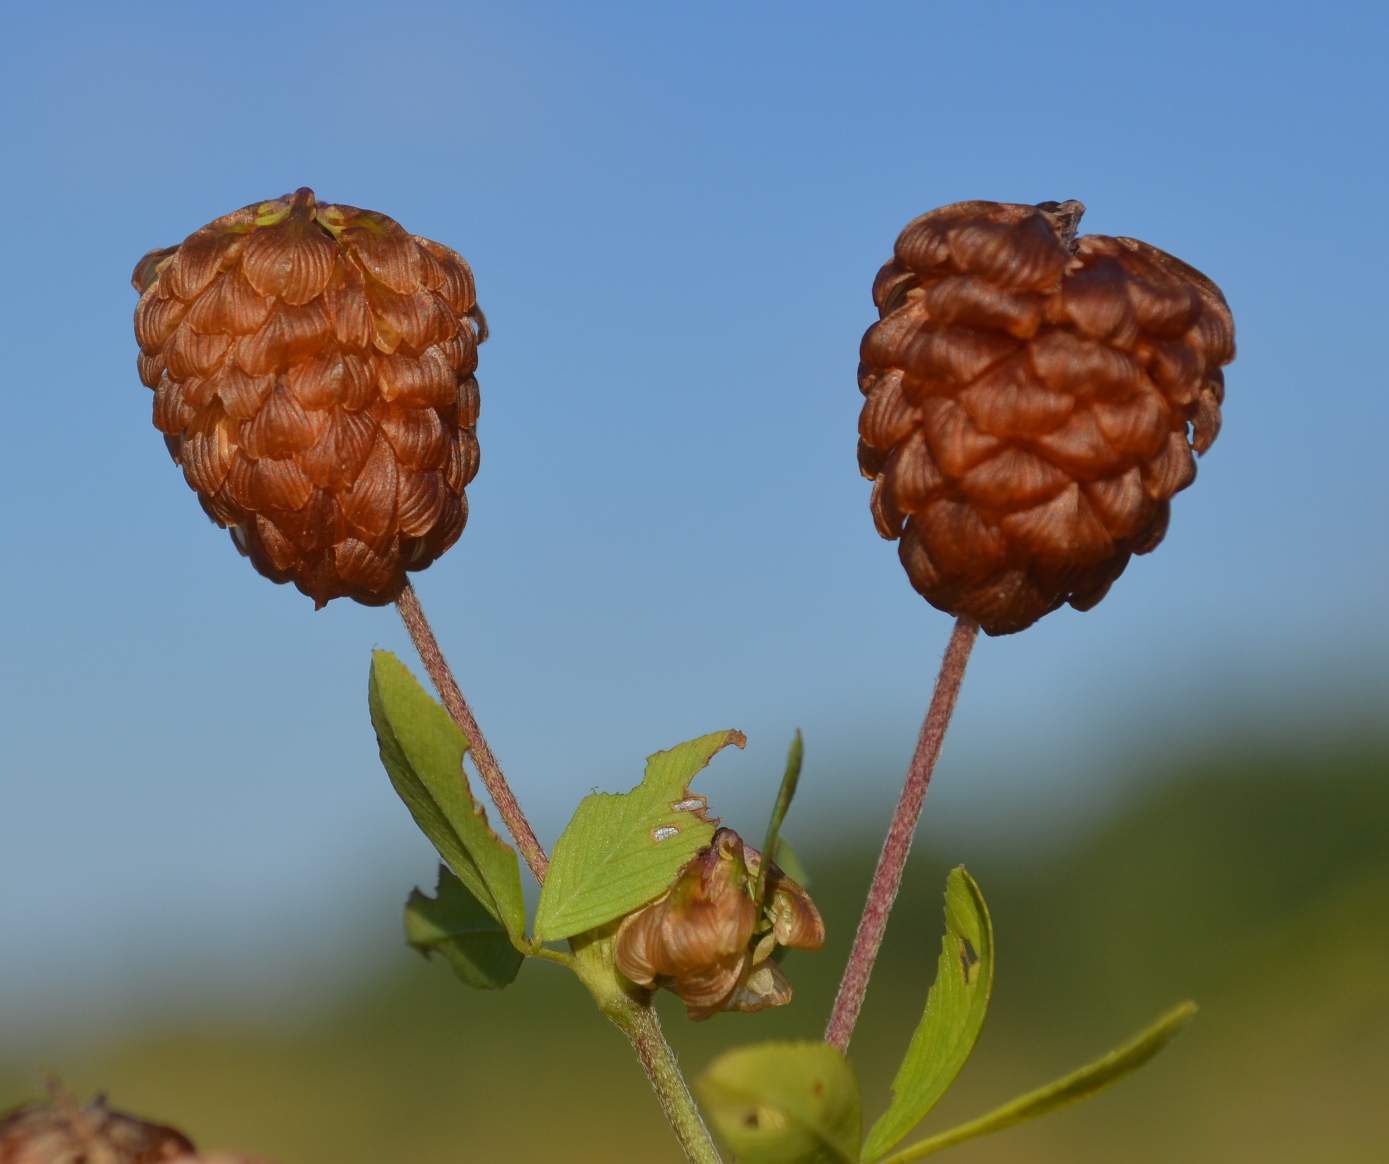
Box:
<box><xmin>755</xmin><ymin>731</ymin><xmax>803</xmax><ymax>903</ymax></box>
<box><xmin>878</xmin><ymin>1002</ymin><xmax>1198</xmax><ymax>1163</ymax></box>
<box><xmin>405</xmin><ymin>865</ymin><xmax>524</xmax><ymax>990</ymax></box>
<box><xmin>861</xmin><ymin>867</ymin><xmax>994</xmax><ymax>1161</ymax></box>
<box><xmin>369</xmin><ymin>650</ymin><xmax>526</xmax><ymax>943</ymax></box>
<box><xmin>533</xmin><ymin>730</ymin><xmax>743</xmax><ymax>942</ymax></box>
<box><xmin>698</xmin><ymin>1041</ymin><xmax>862</xmax><ymax>1164</ymax></box>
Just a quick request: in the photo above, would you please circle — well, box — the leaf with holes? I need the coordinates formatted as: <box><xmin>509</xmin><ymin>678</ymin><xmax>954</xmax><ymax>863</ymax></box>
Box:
<box><xmin>369</xmin><ymin>650</ymin><xmax>526</xmax><ymax>943</ymax></box>
<box><xmin>698</xmin><ymin>1040</ymin><xmax>861</xmax><ymax>1164</ymax></box>
<box><xmin>532</xmin><ymin>730</ymin><xmax>743</xmax><ymax>942</ymax></box>
<box><xmin>862</xmin><ymin>866</ymin><xmax>994</xmax><ymax>1162</ymax></box>
<box><xmin>405</xmin><ymin>864</ymin><xmax>524</xmax><ymax>990</ymax></box>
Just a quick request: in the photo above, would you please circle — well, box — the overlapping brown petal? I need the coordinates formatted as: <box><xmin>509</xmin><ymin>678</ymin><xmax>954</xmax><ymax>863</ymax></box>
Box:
<box><xmin>614</xmin><ymin>828</ymin><xmax>824</xmax><ymax>1021</ymax></box>
<box><xmin>859</xmin><ymin>200</ymin><xmax>1235</xmax><ymax>635</ymax></box>
<box><xmin>132</xmin><ymin>188</ymin><xmax>487</xmax><ymax>607</ymax></box>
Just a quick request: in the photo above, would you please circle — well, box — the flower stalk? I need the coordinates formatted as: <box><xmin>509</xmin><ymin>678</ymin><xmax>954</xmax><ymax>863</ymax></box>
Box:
<box><xmin>395</xmin><ymin>580</ymin><xmax>549</xmax><ymax>883</ymax></box>
<box><xmin>825</xmin><ymin>616</ymin><xmax>978</xmax><ymax>1051</ymax></box>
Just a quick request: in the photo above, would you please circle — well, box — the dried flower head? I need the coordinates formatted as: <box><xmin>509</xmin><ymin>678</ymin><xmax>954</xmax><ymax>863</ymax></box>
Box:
<box><xmin>0</xmin><ymin>1089</ymin><xmax>194</xmax><ymax>1164</ymax></box>
<box><xmin>132</xmin><ymin>188</ymin><xmax>487</xmax><ymax>608</ymax></box>
<box><xmin>614</xmin><ymin>827</ymin><xmax>825</xmax><ymax>1020</ymax></box>
<box><xmin>859</xmin><ymin>199</ymin><xmax>1235</xmax><ymax>635</ymax></box>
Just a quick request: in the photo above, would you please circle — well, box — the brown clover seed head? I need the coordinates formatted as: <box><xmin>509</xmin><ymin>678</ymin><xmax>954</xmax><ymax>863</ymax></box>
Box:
<box><xmin>0</xmin><ymin>1091</ymin><xmax>196</xmax><ymax>1164</ymax></box>
<box><xmin>858</xmin><ymin>199</ymin><xmax>1235</xmax><ymax>635</ymax></box>
<box><xmin>614</xmin><ymin>827</ymin><xmax>824</xmax><ymax>1021</ymax></box>
<box><xmin>132</xmin><ymin>188</ymin><xmax>488</xmax><ymax>608</ymax></box>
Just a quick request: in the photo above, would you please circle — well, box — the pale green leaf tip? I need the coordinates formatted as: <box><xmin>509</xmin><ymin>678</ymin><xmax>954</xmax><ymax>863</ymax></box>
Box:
<box><xmin>1156</xmin><ymin>1000</ymin><xmax>1199</xmax><ymax>1038</ymax></box>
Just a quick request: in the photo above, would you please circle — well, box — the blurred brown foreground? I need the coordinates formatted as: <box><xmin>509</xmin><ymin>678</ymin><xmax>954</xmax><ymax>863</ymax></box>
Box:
<box><xmin>3</xmin><ymin>743</ymin><xmax>1386</xmax><ymax>1163</ymax></box>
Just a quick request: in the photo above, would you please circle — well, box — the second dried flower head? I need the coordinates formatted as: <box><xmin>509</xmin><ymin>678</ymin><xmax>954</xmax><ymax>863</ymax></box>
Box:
<box><xmin>132</xmin><ymin>188</ymin><xmax>487</xmax><ymax>608</ymax></box>
<box><xmin>858</xmin><ymin>199</ymin><xmax>1235</xmax><ymax>635</ymax></box>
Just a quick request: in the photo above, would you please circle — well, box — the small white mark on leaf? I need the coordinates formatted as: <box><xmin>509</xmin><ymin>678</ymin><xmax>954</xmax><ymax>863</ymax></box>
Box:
<box><xmin>671</xmin><ymin>798</ymin><xmax>705</xmax><ymax>812</ymax></box>
<box><xmin>652</xmin><ymin>826</ymin><xmax>679</xmax><ymax>842</ymax></box>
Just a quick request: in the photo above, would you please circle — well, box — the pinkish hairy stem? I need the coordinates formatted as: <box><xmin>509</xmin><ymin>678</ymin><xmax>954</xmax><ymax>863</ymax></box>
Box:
<box><xmin>396</xmin><ymin>581</ymin><xmax>550</xmax><ymax>883</ymax></box>
<box><xmin>825</xmin><ymin>616</ymin><xmax>979</xmax><ymax>1051</ymax></box>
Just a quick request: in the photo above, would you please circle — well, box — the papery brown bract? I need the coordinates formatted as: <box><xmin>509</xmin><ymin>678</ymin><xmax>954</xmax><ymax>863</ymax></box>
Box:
<box><xmin>132</xmin><ymin>188</ymin><xmax>487</xmax><ymax>607</ymax></box>
<box><xmin>614</xmin><ymin>828</ymin><xmax>824</xmax><ymax>1021</ymax></box>
<box><xmin>757</xmin><ymin>860</ymin><xmax>825</xmax><ymax>950</ymax></box>
<box><xmin>859</xmin><ymin>200</ymin><xmax>1235</xmax><ymax>635</ymax></box>
<box><xmin>615</xmin><ymin>828</ymin><xmax>757</xmax><ymax>1018</ymax></box>
<box><xmin>0</xmin><ymin>1094</ymin><xmax>195</xmax><ymax>1164</ymax></box>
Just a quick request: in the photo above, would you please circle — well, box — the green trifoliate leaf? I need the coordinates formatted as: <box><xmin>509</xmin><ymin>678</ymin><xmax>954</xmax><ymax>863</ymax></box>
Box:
<box><xmin>533</xmin><ymin>730</ymin><xmax>743</xmax><ymax>942</ymax></box>
<box><xmin>405</xmin><ymin>865</ymin><xmax>524</xmax><ymax>990</ymax></box>
<box><xmin>877</xmin><ymin>1002</ymin><xmax>1198</xmax><ymax>1163</ymax></box>
<box><xmin>698</xmin><ymin>1041</ymin><xmax>861</xmax><ymax>1164</ymax></box>
<box><xmin>862</xmin><ymin>866</ymin><xmax>994</xmax><ymax>1161</ymax></box>
<box><xmin>369</xmin><ymin>650</ymin><xmax>526</xmax><ymax>943</ymax></box>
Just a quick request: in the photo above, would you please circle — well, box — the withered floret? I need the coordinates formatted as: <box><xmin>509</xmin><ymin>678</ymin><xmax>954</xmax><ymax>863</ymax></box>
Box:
<box><xmin>614</xmin><ymin>828</ymin><xmax>825</xmax><ymax>1021</ymax></box>
<box><xmin>0</xmin><ymin>1092</ymin><xmax>195</xmax><ymax>1164</ymax></box>
<box><xmin>132</xmin><ymin>188</ymin><xmax>488</xmax><ymax>608</ymax></box>
<box><xmin>859</xmin><ymin>199</ymin><xmax>1235</xmax><ymax>635</ymax></box>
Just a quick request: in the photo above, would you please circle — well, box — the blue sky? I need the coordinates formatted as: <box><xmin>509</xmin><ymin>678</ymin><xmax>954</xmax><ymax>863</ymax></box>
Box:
<box><xmin>1</xmin><ymin>0</ymin><xmax>1386</xmax><ymax>1032</ymax></box>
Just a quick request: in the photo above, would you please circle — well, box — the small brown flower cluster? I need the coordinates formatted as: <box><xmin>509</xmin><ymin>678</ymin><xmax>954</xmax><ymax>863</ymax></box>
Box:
<box><xmin>133</xmin><ymin>188</ymin><xmax>487</xmax><ymax>608</ymax></box>
<box><xmin>0</xmin><ymin>1092</ymin><xmax>277</xmax><ymax>1164</ymax></box>
<box><xmin>0</xmin><ymin>1093</ymin><xmax>184</xmax><ymax>1164</ymax></box>
<box><xmin>859</xmin><ymin>199</ymin><xmax>1235</xmax><ymax>634</ymax></box>
<box><xmin>615</xmin><ymin>828</ymin><xmax>824</xmax><ymax>1020</ymax></box>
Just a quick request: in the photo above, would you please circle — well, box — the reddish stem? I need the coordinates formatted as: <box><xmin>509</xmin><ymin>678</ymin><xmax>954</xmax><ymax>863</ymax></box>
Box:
<box><xmin>825</xmin><ymin>616</ymin><xmax>979</xmax><ymax>1051</ymax></box>
<box><xmin>396</xmin><ymin>581</ymin><xmax>550</xmax><ymax>883</ymax></box>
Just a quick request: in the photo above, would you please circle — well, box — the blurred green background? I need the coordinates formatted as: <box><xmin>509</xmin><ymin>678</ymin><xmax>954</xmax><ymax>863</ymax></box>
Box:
<box><xmin>4</xmin><ymin>739</ymin><xmax>1385</xmax><ymax>1163</ymax></box>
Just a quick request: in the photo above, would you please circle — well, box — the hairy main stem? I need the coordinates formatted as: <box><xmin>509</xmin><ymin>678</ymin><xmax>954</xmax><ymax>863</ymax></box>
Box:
<box><xmin>825</xmin><ymin>616</ymin><xmax>978</xmax><ymax>1052</ymax></box>
<box><xmin>395</xmin><ymin>581</ymin><xmax>549</xmax><ymax>882</ymax></box>
<box><xmin>396</xmin><ymin>582</ymin><xmax>719</xmax><ymax>1159</ymax></box>
<box><xmin>571</xmin><ymin>930</ymin><xmax>723</xmax><ymax>1164</ymax></box>
<box><xmin>615</xmin><ymin>1005</ymin><xmax>723</xmax><ymax>1164</ymax></box>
